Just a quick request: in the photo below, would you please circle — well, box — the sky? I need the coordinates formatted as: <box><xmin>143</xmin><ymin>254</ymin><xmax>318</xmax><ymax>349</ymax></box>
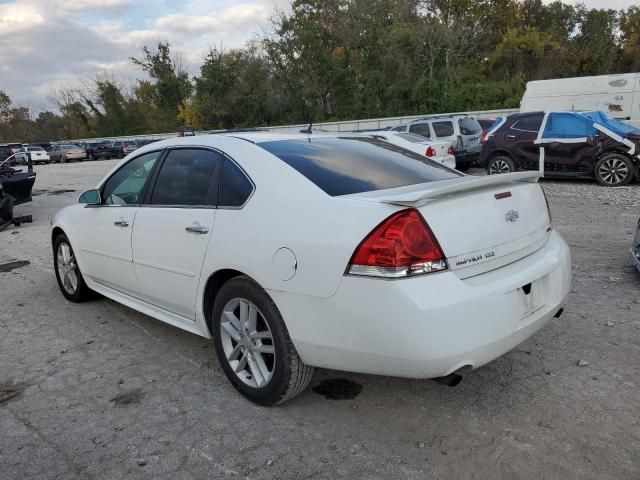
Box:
<box><xmin>0</xmin><ymin>0</ymin><xmax>638</xmax><ymax>110</ymax></box>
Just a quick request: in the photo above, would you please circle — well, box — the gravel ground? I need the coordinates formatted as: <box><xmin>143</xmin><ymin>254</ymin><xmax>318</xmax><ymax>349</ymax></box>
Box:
<box><xmin>1</xmin><ymin>161</ymin><xmax>639</xmax><ymax>480</ymax></box>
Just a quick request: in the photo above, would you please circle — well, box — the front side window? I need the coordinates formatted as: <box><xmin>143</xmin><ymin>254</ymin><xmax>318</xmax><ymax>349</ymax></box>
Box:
<box><xmin>102</xmin><ymin>150</ymin><xmax>162</xmax><ymax>205</ymax></box>
<box><xmin>150</xmin><ymin>148</ymin><xmax>221</xmax><ymax>206</ymax></box>
<box><xmin>408</xmin><ymin>123</ymin><xmax>431</xmax><ymax>137</ymax></box>
<box><xmin>219</xmin><ymin>157</ymin><xmax>254</xmax><ymax>207</ymax></box>
<box><xmin>432</xmin><ymin>121</ymin><xmax>455</xmax><ymax>137</ymax></box>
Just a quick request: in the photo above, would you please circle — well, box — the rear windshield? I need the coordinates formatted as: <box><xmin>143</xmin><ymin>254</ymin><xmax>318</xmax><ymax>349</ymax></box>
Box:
<box><xmin>458</xmin><ymin>118</ymin><xmax>482</xmax><ymax>135</ymax></box>
<box><xmin>258</xmin><ymin>137</ymin><xmax>461</xmax><ymax>196</ymax></box>
<box><xmin>27</xmin><ymin>147</ymin><xmax>44</xmax><ymax>151</ymax></box>
<box><xmin>396</xmin><ymin>133</ymin><xmax>429</xmax><ymax>143</ymax></box>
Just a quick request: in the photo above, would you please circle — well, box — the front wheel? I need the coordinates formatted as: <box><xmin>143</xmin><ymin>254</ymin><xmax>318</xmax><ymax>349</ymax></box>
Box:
<box><xmin>212</xmin><ymin>276</ymin><xmax>314</xmax><ymax>405</ymax></box>
<box><xmin>594</xmin><ymin>153</ymin><xmax>634</xmax><ymax>187</ymax></box>
<box><xmin>53</xmin><ymin>234</ymin><xmax>92</xmax><ymax>302</ymax></box>
<box><xmin>487</xmin><ymin>155</ymin><xmax>515</xmax><ymax>175</ymax></box>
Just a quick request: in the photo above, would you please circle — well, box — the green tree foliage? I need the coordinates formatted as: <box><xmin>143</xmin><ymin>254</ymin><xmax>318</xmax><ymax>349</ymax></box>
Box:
<box><xmin>3</xmin><ymin>1</ymin><xmax>640</xmax><ymax>142</ymax></box>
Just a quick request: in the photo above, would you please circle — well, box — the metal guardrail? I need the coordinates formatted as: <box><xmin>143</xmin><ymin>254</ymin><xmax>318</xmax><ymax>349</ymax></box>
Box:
<box><xmin>68</xmin><ymin>108</ymin><xmax>519</xmax><ymax>143</ymax></box>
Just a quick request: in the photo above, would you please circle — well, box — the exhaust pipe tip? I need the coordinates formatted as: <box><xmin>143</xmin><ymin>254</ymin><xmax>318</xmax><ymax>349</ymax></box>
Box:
<box><xmin>432</xmin><ymin>372</ymin><xmax>463</xmax><ymax>387</ymax></box>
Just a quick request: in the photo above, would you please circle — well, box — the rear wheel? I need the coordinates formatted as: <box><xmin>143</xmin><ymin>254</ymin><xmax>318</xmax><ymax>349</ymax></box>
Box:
<box><xmin>487</xmin><ymin>155</ymin><xmax>515</xmax><ymax>175</ymax></box>
<box><xmin>212</xmin><ymin>276</ymin><xmax>314</xmax><ymax>405</ymax></box>
<box><xmin>594</xmin><ymin>153</ymin><xmax>634</xmax><ymax>187</ymax></box>
<box><xmin>53</xmin><ymin>234</ymin><xmax>92</xmax><ymax>302</ymax></box>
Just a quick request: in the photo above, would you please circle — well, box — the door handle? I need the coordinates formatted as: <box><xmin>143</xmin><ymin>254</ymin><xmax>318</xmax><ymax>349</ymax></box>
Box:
<box><xmin>185</xmin><ymin>223</ymin><xmax>209</xmax><ymax>234</ymax></box>
<box><xmin>506</xmin><ymin>135</ymin><xmax>516</xmax><ymax>138</ymax></box>
<box><xmin>114</xmin><ymin>219</ymin><xmax>129</xmax><ymax>227</ymax></box>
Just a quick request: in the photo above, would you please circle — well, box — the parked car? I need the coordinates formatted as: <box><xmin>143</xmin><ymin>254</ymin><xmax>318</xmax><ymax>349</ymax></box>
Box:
<box><xmin>50</xmin><ymin>144</ymin><xmax>87</xmax><ymax>163</ymax></box>
<box><xmin>123</xmin><ymin>141</ymin><xmax>140</xmax><ymax>155</ymax></box>
<box><xmin>7</xmin><ymin>143</ymin><xmax>24</xmax><ymax>154</ymax></box>
<box><xmin>51</xmin><ymin>133</ymin><xmax>570</xmax><ymax>405</ymax></box>
<box><xmin>0</xmin><ymin>145</ymin><xmax>14</xmax><ymax>165</ymax></box>
<box><xmin>391</xmin><ymin>116</ymin><xmax>483</xmax><ymax>170</ymax></box>
<box><xmin>0</xmin><ymin>156</ymin><xmax>36</xmax><ymax>205</ymax></box>
<box><xmin>361</xmin><ymin>131</ymin><xmax>456</xmax><ymax>169</ymax></box>
<box><xmin>479</xmin><ymin>110</ymin><xmax>640</xmax><ymax>186</ymax></box>
<box><xmin>632</xmin><ymin>216</ymin><xmax>640</xmax><ymax>273</ymax></box>
<box><xmin>15</xmin><ymin>146</ymin><xmax>50</xmax><ymax>164</ymax></box>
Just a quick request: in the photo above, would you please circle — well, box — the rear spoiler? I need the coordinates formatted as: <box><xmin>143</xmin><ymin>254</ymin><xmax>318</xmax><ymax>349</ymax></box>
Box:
<box><xmin>375</xmin><ymin>172</ymin><xmax>541</xmax><ymax>207</ymax></box>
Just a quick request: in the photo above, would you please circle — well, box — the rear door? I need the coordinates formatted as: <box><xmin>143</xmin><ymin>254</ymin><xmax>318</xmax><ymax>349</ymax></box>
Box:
<box><xmin>131</xmin><ymin>147</ymin><xmax>222</xmax><ymax>318</ymax></box>
<box><xmin>504</xmin><ymin>114</ymin><xmax>543</xmax><ymax>170</ymax></box>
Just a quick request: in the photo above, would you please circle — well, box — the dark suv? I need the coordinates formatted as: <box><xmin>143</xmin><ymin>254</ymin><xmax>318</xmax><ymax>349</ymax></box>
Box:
<box><xmin>479</xmin><ymin>111</ymin><xmax>640</xmax><ymax>186</ymax></box>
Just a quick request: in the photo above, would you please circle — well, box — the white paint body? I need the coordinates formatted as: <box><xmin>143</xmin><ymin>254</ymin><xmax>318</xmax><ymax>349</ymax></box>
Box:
<box><xmin>51</xmin><ymin>133</ymin><xmax>571</xmax><ymax>379</ymax></box>
<box><xmin>15</xmin><ymin>147</ymin><xmax>50</xmax><ymax>164</ymax></box>
<box><xmin>360</xmin><ymin>131</ymin><xmax>457</xmax><ymax>169</ymax></box>
<box><xmin>521</xmin><ymin>73</ymin><xmax>640</xmax><ymax>127</ymax></box>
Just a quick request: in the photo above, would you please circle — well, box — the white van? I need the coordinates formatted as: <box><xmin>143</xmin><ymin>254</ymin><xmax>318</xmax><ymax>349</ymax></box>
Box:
<box><xmin>521</xmin><ymin>73</ymin><xmax>640</xmax><ymax>127</ymax></box>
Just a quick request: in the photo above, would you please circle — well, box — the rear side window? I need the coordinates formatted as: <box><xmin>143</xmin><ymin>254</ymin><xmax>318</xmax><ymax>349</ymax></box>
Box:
<box><xmin>150</xmin><ymin>149</ymin><xmax>221</xmax><ymax>206</ymax></box>
<box><xmin>258</xmin><ymin>137</ymin><xmax>461</xmax><ymax>196</ymax></box>
<box><xmin>408</xmin><ymin>123</ymin><xmax>431</xmax><ymax>137</ymax></box>
<box><xmin>432</xmin><ymin>121</ymin><xmax>455</xmax><ymax>137</ymax></box>
<box><xmin>458</xmin><ymin>118</ymin><xmax>482</xmax><ymax>135</ymax></box>
<box><xmin>512</xmin><ymin>115</ymin><xmax>543</xmax><ymax>132</ymax></box>
<box><xmin>219</xmin><ymin>158</ymin><xmax>253</xmax><ymax>207</ymax></box>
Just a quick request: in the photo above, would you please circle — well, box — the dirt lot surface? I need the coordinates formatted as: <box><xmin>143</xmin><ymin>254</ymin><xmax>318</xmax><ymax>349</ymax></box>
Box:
<box><xmin>1</xmin><ymin>161</ymin><xmax>639</xmax><ymax>480</ymax></box>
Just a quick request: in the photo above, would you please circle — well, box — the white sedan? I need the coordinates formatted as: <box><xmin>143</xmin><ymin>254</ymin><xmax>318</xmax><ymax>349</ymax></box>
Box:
<box><xmin>15</xmin><ymin>146</ymin><xmax>50</xmax><ymax>164</ymax></box>
<box><xmin>51</xmin><ymin>133</ymin><xmax>571</xmax><ymax>405</ymax></box>
<box><xmin>363</xmin><ymin>131</ymin><xmax>457</xmax><ymax>169</ymax></box>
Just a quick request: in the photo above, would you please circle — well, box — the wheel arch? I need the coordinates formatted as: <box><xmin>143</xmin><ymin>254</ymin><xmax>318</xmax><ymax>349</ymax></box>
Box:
<box><xmin>51</xmin><ymin>226</ymin><xmax>66</xmax><ymax>246</ymax></box>
<box><xmin>202</xmin><ymin>268</ymin><xmax>260</xmax><ymax>335</ymax></box>
<box><xmin>487</xmin><ymin>149</ymin><xmax>516</xmax><ymax>162</ymax></box>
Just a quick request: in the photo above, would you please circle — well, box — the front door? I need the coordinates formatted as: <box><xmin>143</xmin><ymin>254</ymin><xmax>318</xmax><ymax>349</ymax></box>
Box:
<box><xmin>540</xmin><ymin>112</ymin><xmax>597</xmax><ymax>174</ymax></box>
<box><xmin>132</xmin><ymin>148</ymin><xmax>222</xmax><ymax>318</ymax></box>
<box><xmin>75</xmin><ymin>150</ymin><xmax>162</xmax><ymax>295</ymax></box>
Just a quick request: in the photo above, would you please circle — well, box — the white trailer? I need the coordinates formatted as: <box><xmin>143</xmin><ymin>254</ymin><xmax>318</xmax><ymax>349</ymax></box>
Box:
<box><xmin>520</xmin><ymin>73</ymin><xmax>640</xmax><ymax>127</ymax></box>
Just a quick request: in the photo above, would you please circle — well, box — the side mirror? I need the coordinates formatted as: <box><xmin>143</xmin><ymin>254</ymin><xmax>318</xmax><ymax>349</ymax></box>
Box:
<box><xmin>79</xmin><ymin>189</ymin><xmax>101</xmax><ymax>205</ymax></box>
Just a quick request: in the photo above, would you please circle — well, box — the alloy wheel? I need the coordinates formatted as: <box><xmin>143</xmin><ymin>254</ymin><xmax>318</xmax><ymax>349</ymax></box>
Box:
<box><xmin>219</xmin><ymin>298</ymin><xmax>275</xmax><ymax>388</ymax></box>
<box><xmin>598</xmin><ymin>157</ymin><xmax>629</xmax><ymax>185</ymax></box>
<box><xmin>56</xmin><ymin>242</ymin><xmax>78</xmax><ymax>295</ymax></box>
<box><xmin>489</xmin><ymin>159</ymin><xmax>511</xmax><ymax>174</ymax></box>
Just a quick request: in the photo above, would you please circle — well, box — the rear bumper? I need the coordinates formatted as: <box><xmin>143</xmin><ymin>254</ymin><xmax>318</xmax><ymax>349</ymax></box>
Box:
<box><xmin>270</xmin><ymin>230</ymin><xmax>571</xmax><ymax>379</ymax></box>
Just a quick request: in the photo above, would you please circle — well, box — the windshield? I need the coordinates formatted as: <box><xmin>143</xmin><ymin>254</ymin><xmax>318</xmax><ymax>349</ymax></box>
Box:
<box><xmin>27</xmin><ymin>147</ymin><xmax>44</xmax><ymax>152</ymax></box>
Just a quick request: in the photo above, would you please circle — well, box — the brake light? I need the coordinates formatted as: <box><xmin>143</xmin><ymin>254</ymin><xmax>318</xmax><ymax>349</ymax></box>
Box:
<box><xmin>447</xmin><ymin>145</ymin><xmax>454</xmax><ymax>155</ymax></box>
<box><xmin>347</xmin><ymin>209</ymin><xmax>447</xmax><ymax>278</ymax></box>
<box><xmin>425</xmin><ymin>146</ymin><xmax>437</xmax><ymax>157</ymax></box>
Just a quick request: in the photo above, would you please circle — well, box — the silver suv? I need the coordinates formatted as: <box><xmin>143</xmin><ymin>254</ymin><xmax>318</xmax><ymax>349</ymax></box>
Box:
<box><xmin>391</xmin><ymin>115</ymin><xmax>482</xmax><ymax>170</ymax></box>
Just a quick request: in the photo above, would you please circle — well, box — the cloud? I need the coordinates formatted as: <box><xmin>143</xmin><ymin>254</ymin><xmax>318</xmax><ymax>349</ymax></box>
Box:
<box><xmin>153</xmin><ymin>3</ymin><xmax>270</xmax><ymax>34</ymax></box>
<box><xmin>55</xmin><ymin>0</ymin><xmax>132</xmax><ymax>12</ymax></box>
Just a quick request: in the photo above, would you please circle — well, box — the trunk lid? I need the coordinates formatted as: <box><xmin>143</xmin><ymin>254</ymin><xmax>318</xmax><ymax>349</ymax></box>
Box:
<box><xmin>348</xmin><ymin>172</ymin><xmax>551</xmax><ymax>278</ymax></box>
<box><xmin>422</xmin><ymin>140</ymin><xmax>450</xmax><ymax>157</ymax></box>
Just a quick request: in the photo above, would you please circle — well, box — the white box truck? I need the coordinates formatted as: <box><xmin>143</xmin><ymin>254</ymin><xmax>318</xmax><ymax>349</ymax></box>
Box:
<box><xmin>520</xmin><ymin>73</ymin><xmax>640</xmax><ymax>127</ymax></box>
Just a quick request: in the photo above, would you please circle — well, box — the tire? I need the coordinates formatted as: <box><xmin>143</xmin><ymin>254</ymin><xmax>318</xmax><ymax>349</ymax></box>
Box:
<box><xmin>212</xmin><ymin>276</ymin><xmax>314</xmax><ymax>405</ymax></box>
<box><xmin>53</xmin><ymin>234</ymin><xmax>92</xmax><ymax>302</ymax></box>
<box><xmin>594</xmin><ymin>153</ymin><xmax>634</xmax><ymax>187</ymax></box>
<box><xmin>487</xmin><ymin>155</ymin><xmax>516</xmax><ymax>175</ymax></box>
<box><xmin>456</xmin><ymin>162</ymin><xmax>471</xmax><ymax>172</ymax></box>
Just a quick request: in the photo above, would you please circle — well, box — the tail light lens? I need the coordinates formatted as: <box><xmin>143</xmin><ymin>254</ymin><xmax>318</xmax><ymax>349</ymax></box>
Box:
<box><xmin>447</xmin><ymin>145</ymin><xmax>454</xmax><ymax>155</ymax></box>
<box><xmin>425</xmin><ymin>146</ymin><xmax>436</xmax><ymax>157</ymax></box>
<box><xmin>347</xmin><ymin>209</ymin><xmax>448</xmax><ymax>278</ymax></box>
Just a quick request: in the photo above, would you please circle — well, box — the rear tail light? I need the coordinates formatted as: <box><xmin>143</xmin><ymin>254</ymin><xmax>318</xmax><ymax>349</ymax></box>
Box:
<box><xmin>447</xmin><ymin>145</ymin><xmax>454</xmax><ymax>155</ymax></box>
<box><xmin>346</xmin><ymin>209</ymin><xmax>448</xmax><ymax>278</ymax></box>
<box><xmin>425</xmin><ymin>146</ymin><xmax>436</xmax><ymax>157</ymax></box>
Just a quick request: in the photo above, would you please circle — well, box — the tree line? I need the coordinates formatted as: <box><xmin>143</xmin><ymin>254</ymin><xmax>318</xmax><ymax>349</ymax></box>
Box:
<box><xmin>2</xmin><ymin>0</ymin><xmax>640</xmax><ymax>143</ymax></box>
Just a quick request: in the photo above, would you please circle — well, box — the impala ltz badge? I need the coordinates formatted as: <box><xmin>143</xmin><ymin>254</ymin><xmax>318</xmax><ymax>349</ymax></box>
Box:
<box><xmin>505</xmin><ymin>210</ymin><xmax>519</xmax><ymax>222</ymax></box>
